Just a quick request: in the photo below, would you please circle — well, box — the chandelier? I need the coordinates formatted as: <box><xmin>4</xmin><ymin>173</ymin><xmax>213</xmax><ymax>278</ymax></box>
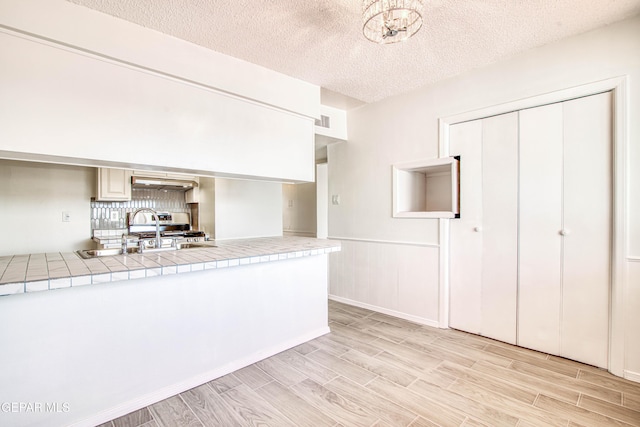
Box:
<box><xmin>362</xmin><ymin>0</ymin><xmax>425</xmax><ymax>44</ymax></box>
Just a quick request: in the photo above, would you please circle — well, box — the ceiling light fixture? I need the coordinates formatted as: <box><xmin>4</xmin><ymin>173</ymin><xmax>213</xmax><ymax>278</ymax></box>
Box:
<box><xmin>362</xmin><ymin>0</ymin><xmax>425</xmax><ymax>44</ymax></box>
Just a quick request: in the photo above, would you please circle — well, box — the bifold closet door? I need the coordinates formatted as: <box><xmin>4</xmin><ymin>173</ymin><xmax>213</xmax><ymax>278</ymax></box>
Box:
<box><xmin>479</xmin><ymin>112</ymin><xmax>518</xmax><ymax>344</ymax></box>
<box><xmin>518</xmin><ymin>92</ymin><xmax>611</xmax><ymax>368</ymax></box>
<box><xmin>449</xmin><ymin>119</ymin><xmax>483</xmax><ymax>334</ymax></box>
<box><xmin>560</xmin><ymin>92</ymin><xmax>611</xmax><ymax>368</ymax></box>
<box><xmin>449</xmin><ymin>112</ymin><xmax>518</xmax><ymax>343</ymax></box>
<box><xmin>518</xmin><ymin>103</ymin><xmax>564</xmax><ymax>356</ymax></box>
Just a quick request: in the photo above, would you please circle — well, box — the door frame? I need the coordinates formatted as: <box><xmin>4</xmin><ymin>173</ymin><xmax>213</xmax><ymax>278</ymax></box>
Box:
<box><xmin>437</xmin><ymin>76</ymin><xmax>629</xmax><ymax>377</ymax></box>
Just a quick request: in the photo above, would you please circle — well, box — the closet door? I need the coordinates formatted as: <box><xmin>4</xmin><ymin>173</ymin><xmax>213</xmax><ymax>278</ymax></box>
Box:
<box><xmin>449</xmin><ymin>120</ymin><xmax>483</xmax><ymax>334</ymax></box>
<box><xmin>561</xmin><ymin>92</ymin><xmax>611</xmax><ymax>368</ymax></box>
<box><xmin>480</xmin><ymin>113</ymin><xmax>518</xmax><ymax>344</ymax></box>
<box><xmin>518</xmin><ymin>93</ymin><xmax>611</xmax><ymax>367</ymax></box>
<box><xmin>518</xmin><ymin>103</ymin><xmax>564</xmax><ymax>355</ymax></box>
<box><xmin>449</xmin><ymin>112</ymin><xmax>518</xmax><ymax>343</ymax></box>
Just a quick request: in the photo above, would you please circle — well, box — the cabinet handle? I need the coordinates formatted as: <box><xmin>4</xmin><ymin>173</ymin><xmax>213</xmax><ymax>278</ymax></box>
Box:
<box><xmin>474</xmin><ymin>226</ymin><xmax>482</xmax><ymax>232</ymax></box>
<box><xmin>559</xmin><ymin>229</ymin><xmax>571</xmax><ymax>236</ymax></box>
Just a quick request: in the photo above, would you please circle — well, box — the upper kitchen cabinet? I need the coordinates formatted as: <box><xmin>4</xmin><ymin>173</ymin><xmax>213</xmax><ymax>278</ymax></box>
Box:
<box><xmin>97</xmin><ymin>168</ymin><xmax>132</xmax><ymax>201</ymax></box>
<box><xmin>0</xmin><ymin>5</ymin><xmax>319</xmax><ymax>183</ymax></box>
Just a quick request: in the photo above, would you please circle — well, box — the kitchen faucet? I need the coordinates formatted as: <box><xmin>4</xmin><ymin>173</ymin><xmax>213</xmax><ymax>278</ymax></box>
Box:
<box><xmin>128</xmin><ymin>208</ymin><xmax>162</xmax><ymax>250</ymax></box>
<box><xmin>129</xmin><ymin>207</ymin><xmax>162</xmax><ymax>244</ymax></box>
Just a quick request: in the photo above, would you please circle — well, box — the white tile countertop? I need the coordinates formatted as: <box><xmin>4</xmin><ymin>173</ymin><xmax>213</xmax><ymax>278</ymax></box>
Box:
<box><xmin>0</xmin><ymin>237</ymin><xmax>341</xmax><ymax>296</ymax></box>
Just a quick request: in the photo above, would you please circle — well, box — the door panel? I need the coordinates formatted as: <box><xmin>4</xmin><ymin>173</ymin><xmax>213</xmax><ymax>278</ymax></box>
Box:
<box><xmin>518</xmin><ymin>103</ymin><xmax>564</xmax><ymax>355</ymax></box>
<box><xmin>561</xmin><ymin>92</ymin><xmax>612</xmax><ymax>368</ymax></box>
<box><xmin>481</xmin><ymin>112</ymin><xmax>519</xmax><ymax>344</ymax></box>
<box><xmin>449</xmin><ymin>120</ymin><xmax>483</xmax><ymax>334</ymax></box>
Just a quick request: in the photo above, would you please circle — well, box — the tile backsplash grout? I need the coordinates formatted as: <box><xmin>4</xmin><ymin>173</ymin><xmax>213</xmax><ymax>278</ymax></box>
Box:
<box><xmin>91</xmin><ymin>188</ymin><xmax>190</xmax><ymax>230</ymax></box>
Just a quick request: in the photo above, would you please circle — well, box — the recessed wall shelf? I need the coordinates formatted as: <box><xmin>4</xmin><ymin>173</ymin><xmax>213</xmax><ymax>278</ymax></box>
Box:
<box><xmin>392</xmin><ymin>156</ymin><xmax>460</xmax><ymax>218</ymax></box>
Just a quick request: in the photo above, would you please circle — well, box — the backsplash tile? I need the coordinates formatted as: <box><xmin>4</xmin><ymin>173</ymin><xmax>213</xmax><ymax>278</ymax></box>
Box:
<box><xmin>91</xmin><ymin>188</ymin><xmax>190</xmax><ymax>231</ymax></box>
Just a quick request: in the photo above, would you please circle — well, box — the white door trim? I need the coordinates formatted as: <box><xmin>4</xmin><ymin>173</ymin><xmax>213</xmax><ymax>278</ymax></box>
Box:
<box><xmin>438</xmin><ymin>76</ymin><xmax>629</xmax><ymax>377</ymax></box>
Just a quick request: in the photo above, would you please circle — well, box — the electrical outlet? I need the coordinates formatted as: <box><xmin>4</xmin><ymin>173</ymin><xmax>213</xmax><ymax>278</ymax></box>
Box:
<box><xmin>110</xmin><ymin>211</ymin><xmax>119</xmax><ymax>221</ymax></box>
<box><xmin>62</xmin><ymin>211</ymin><xmax>70</xmax><ymax>222</ymax></box>
<box><xmin>288</xmin><ymin>199</ymin><xmax>294</xmax><ymax>208</ymax></box>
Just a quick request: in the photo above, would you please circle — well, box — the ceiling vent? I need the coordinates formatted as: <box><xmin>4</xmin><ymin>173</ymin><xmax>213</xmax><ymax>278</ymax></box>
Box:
<box><xmin>315</xmin><ymin>115</ymin><xmax>331</xmax><ymax>128</ymax></box>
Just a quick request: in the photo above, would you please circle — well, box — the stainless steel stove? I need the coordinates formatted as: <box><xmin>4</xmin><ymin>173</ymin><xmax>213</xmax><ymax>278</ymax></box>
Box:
<box><xmin>126</xmin><ymin>210</ymin><xmax>206</xmax><ymax>253</ymax></box>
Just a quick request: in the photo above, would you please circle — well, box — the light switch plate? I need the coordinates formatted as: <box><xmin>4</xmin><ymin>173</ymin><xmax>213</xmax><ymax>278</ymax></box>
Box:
<box><xmin>62</xmin><ymin>211</ymin><xmax>70</xmax><ymax>222</ymax></box>
<box><xmin>331</xmin><ymin>195</ymin><xmax>340</xmax><ymax>205</ymax></box>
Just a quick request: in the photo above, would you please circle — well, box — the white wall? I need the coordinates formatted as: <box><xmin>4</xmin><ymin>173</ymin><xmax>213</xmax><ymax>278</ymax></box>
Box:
<box><xmin>0</xmin><ymin>160</ymin><xmax>94</xmax><ymax>256</ymax></box>
<box><xmin>283</xmin><ymin>183</ymin><xmax>317</xmax><ymax>237</ymax></box>
<box><xmin>328</xmin><ymin>15</ymin><xmax>640</xmax><ymax>376</ymax></box>
<box><xmin>198</xmin><ymin>177</ymin><xmax>216</xmax><ymax>238</ymax></box>
<box><xmin>214</xmin><ymin>179</ymin><xmax>283</xmax><ymax>240</ymax></box>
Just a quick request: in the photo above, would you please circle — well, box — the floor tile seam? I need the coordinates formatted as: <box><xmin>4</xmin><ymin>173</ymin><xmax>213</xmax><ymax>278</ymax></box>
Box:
<box><xmin>279</xmin><ymin>350</ymin><xmax>338</xmax><ymax>385</ymax></box>
<box><xmin>325</xmin><ymin>375</ymin><xmax>420</xmax><ymax>426</ymax></box>
<box><xmin>445</xmin><ymin>378</ymin><xmax>556</xmax><ymax>425</ymax></box>
<box><xmin>346</xmin><ymin>348</ymin><xmax>420</xmax><ymax>384</ymax></box>
<box><xmin>576</xmin><ymin>393</ymin><xmax>640</xmax><ymax>425</ymax></box>
<box><xmin>288</xmin><ymin>377</ymin><xmax>353</xmax><ymax>426</ymax></box>
<box><xmin>533</xmin><ymin>392</ymin><xmax>623</xmax><ymax>425</ymax></box>
<box><xmin>577</xmin><ymin>375</ymin><xmax>640</xmax><ymax>401</ymax></box>
<box><xmin>510</xmin><ymin>360</ymin><xmax>625</xmax><ymax>402</ymax></box>
<box><xmin>622</xmin><ymin>393</ymin><xmax>640</xmax><ymax>409</ymax></box>
<box><xmin>337</xmin><ymin>324</ymin><xmax>380</xmax><ymax>343</ymax></box>
<box><xmin>387</xmin><ymin>337</ymin><xmax>458</xmax><ymax>366</ymax></box>
<box><xmin>256</xmin><ymin>377</ymin><xmax>342</xmax><ymax>427</ymax></box>
<box><xmin>176</xmin><ymin>389</ymin><xmax>206</xmax><ymax>427</ymax></box>
<box><xmin>447</xmin><ymin>367</ymin><xmax>552</xmax><ymax>412</ymax></box>
<box><xmin>205</xmin><ymin>376</ymin><xmax>239</xmax><ymax>396</ymax></box>
<box><xmin>242</xmin><ymin>364</ymin><xmax>275</xmax><ymax>390</ymax></box>
<box><xmin>429</xmin><ymin>339</ymin><xmax>512</xmax><ymax>366</ymax></box>
<box><xmin>403</xmin><ymin>378</ymin><xmax>483</xmax><ymax>424</ymax></box>
<box><xmin>482</xmin><ymin>340</ymin><xmax>551</xmax><ymax>361</ymax></box>
<box><xmin>573</xmin><ymin>404</ymin><xmax>640</xmax><ymax>426</ymax></box>
<box><xmin>512</xmin><ymin>356</ymin><xmax>581</xmax><ymax>379</ymax></box>
<box><xmin>473</xmin><ymin>362</ymin><xmax>583</xmax><ymax>406</ymax></box>
<box><xmin>308</xmin><ymin>347</ymin><xmax>373</xmax><ymax>380</ymax></box>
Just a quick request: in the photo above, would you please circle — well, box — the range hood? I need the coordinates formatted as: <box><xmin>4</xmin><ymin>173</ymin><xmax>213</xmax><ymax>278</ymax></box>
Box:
<box><xmin>131</xmin><ymin>176</ymin><xmax>198</xmax><ymax>191</ymax></box>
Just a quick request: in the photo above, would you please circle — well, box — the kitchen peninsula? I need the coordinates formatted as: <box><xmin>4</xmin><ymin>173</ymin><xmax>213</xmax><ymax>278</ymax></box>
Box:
<box><xmin>0</xmin><ymin>237</ymin><xmax>339</xmax><ymax>427</ymax></box>
<box><xmin>0</xmin><ymin>1</ymin><xmax>330</xmax><ymax>425</ymax></box>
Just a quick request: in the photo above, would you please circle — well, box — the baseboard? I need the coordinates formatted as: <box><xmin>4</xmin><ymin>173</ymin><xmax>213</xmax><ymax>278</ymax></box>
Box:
<box><xmin>70</xmin><ymin>326</ymin><xmax>330</xmax><ymax>427</ymax></box>
<box><xmin>624</xmin><ymin>370</ymin><xmax>640</xmax><ymax>383</ymax></box>
<box><xmin>329</xmin><ymin>295</ymin><xmax>440</xmax><ymax>328</ymax></box>
<box><xmin>284</xmin><ymin>230</ymin><xmax>316</xmax><ymax>237</ymax></box>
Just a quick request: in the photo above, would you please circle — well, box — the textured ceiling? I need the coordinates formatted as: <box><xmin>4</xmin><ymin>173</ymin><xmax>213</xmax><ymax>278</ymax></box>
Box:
<box><xmin>69</xmin><ymin>0</ymin><xmax>640</xmax><ymax>105</ymax></box>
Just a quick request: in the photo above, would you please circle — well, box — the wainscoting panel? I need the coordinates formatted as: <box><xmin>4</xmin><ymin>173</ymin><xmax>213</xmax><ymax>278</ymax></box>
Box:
<box><xmin>329</xmin><ymin>239</ymin><xmax>440</xmax><ymax>325</ymax></box>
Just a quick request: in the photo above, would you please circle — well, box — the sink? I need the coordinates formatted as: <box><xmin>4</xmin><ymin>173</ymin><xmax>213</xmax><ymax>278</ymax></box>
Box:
<box><xmin>76</xmin><ymin>247</ymin><xmax>138</xmax><ymax>259</ymax></box>
<box><xmin>76</xmin><ymin>242</ymin><xmax>215</xmax><ymax>258</ymax></box>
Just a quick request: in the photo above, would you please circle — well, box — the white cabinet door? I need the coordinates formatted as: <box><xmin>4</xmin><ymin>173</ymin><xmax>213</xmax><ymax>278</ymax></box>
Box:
<box><xmin>449</xmin><ymin>119</ymin><xmax>483</xmax><ymax>334</ymax></box>
<box><xmin>518</xmin><ymin>103</ymin><xmax>564</xmax><ymax>355</ymax></box>
<box><xmin>561</xmin><ymin>92</ymin><xmax>611</xmax><ymax>368</ymax></box>
<box><xmin>97</xmin><ymin>168</ymin><xmax>132</xmax><ymax>201</ymax></box>
<box><xmin>480</xmin><ymin>112</ymin><xmax>518</xmax><ymax>344</ymax></box>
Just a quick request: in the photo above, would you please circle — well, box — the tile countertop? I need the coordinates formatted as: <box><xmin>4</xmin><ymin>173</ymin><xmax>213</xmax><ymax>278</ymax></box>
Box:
<box><xmin>0</xmin><ymin>237</ymin><xmax>341</xmax><ymax>297</ymax></box>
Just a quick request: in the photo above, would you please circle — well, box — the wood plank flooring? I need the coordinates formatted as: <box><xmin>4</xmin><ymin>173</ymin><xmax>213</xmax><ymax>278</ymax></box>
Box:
<box><xmin>98</xmin><ymin>300</ymin><xmax>640</xmax><ymax>427</ymax></box>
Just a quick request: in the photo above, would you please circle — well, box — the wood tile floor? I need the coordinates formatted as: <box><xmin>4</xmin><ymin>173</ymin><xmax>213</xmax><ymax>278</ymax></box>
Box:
<box><xmin>99</xmin><ymin>300</ymin><xmax>640</xmax><ymax>427</ymax></box>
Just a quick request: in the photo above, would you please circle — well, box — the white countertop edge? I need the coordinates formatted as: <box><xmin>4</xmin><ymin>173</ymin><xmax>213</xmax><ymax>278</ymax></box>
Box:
<box><xmin>0</xmin><ymin>245</ymin><xmax>341</xmax><ymax>297</ymax></box>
